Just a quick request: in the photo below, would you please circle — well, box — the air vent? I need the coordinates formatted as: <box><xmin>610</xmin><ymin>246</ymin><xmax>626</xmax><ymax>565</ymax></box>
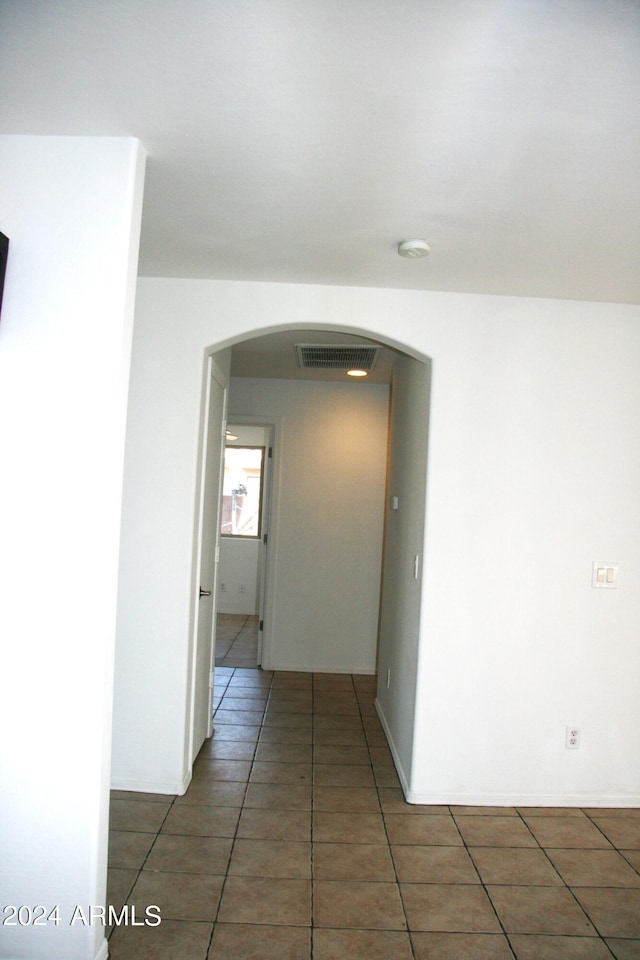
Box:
<box><xmin>295</xmin><ymin>344</ymin><xmax>381</xmax><ymax>371</ymax></box>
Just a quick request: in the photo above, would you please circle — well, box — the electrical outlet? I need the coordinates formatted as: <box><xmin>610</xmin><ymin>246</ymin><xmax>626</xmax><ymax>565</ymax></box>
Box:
<box><xmin>220</xmin><ymin>582</ymin><xmax>225</xmax><ymax>591</ymax></box>
<box><xmin>566</xmin><ymin>726</ymin><xmax>581</xmax><ymax>749</ymax></box>
<box><xmin>239</xmin><ymin>583</ymin><xmax>245</xmax><ymax>593</ymax></box>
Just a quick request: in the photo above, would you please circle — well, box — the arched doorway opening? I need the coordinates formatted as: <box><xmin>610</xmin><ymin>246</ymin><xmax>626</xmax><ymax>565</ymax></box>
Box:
<box><xmin>191</xmin><ymin>325</ymin><xmax>432</xmax><ymax>795</ymax></box>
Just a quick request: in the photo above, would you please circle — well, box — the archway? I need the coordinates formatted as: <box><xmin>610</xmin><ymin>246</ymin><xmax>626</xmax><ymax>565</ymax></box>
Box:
<box><xmin>112</xmin><ymin>287</ymin><xmax>433</xmax><ymax>804</ymax></box>
<box><xmin>193</xmin><ymin>325</ymin><xmax>432</xmax><ymax>796</ymax></box>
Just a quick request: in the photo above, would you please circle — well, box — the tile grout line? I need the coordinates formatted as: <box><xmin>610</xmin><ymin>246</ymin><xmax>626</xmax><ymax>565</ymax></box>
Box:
<box><xmin>107</xmin><ymin>790</ymin><xmax>180</xmax><ymax>944</ymax></box>
<box><xmin>206</xmin><ymin>662</ymin><xmax>244</xmax><ymax>957</ymax></box>
<box><xmin>207</xmin><ymin>663</ymin><xmax>268</xmax><ymax>958</ymax></box>
<box><xmin>353</xmin><ymin>673</ymin><xmax>418</xmax><ymax>957</ymax></box>
<box><xmin>215</xmin><ymin>613</ymin><xmax>257</xmax><ymax>669</ymax></box>
<box><xmin>513</xmin><ymin>807</ymin><xmax>618</xmax><ymax>955</ymax></box>
<box><xmin>582</xmin><ymin>807</ymin><xmax>640</xmax><ymax>879</ymax></box>
<box><xmin>448</xmin><ymin>808</ymin><xmax>518</xmax><ymax>959</ymax></box>
<box><xmin>206</xmin><ymin>664</ymin><xmax>237</xmax><ymax>958</ymax></box>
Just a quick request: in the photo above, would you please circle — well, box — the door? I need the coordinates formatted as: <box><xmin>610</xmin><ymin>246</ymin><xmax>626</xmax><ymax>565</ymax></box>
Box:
<box><xmin>191</xmin><ymin>363</ymin><xmax>227</xmax><ymax>760</ymax></box>
<box><xmin>256</xmin><ymin>429</ymin><xmax>274</xmax><ymax>665</ymax></box>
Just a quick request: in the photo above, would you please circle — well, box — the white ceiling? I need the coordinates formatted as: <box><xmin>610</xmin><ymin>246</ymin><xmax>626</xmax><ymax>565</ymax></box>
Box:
<box><xmin>1</xmin><ymin>0</ymin><xmax>638</xmax><ymax>305</ymax></box>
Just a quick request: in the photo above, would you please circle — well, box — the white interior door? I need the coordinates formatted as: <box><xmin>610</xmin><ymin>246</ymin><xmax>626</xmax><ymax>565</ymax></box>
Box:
<box><xmin>191</xmin><ymin>363</ymin><xmax>227</xmax><ymax>760</ymax></box>
<box><xmin>256</xmin><ymin>427</ymin><xmax>274</xmax><ymax>665</ymax></box>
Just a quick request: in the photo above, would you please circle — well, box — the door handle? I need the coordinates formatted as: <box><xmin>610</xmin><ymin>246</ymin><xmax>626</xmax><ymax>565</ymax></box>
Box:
<box><xmin>199</xmin><ymin>587</ymin><xmax>212</xmax><ymax>598</ymax></box>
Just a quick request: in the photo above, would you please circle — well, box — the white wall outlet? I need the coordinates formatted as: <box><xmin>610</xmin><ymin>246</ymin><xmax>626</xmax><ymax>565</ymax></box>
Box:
<box><xmin>390</xmin><ymin>495</ymin><xmax>399</xmax><ymax>511</ymax></box>
<box><xmin>220</xmin><ymin>582</ymin><xmax>225</xmax><ymax>591</ymax></box>
<box><xmin>566</xmin><ymin>726</ymin><xmax>581</xmax><ymax>749</ymax></box>
<box><xmin>592</xmin><ymin>562</ymin><xmax>618</xmax><ymax>589</ymax></box>
<box><xmin>239</xmin><ymin>583</ymin><xmax>245</xmax><ymax>593</ymax></box>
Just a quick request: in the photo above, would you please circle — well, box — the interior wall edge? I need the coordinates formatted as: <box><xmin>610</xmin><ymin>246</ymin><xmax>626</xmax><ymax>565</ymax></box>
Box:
<box><xmin>374</xmin><ymin>697</ymin><xmax>411</xmax><ymax>799</ymax></box>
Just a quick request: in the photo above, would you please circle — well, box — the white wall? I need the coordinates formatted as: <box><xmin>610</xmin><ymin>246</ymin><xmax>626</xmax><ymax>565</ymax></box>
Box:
<box><xmin>0</xmin><ymin>136</ymin><xmax>145</xmax><ymax>960</ymax></box>
<box><xmin>376</xmin><ymin>354</ymin><xmax>432</xmax><ymax>793</ymax></box>
<box><xmin>118</xmin><ymin>278</ymin><xmax>640</xmax><ymax>808</ymax></box>
<box><xmin>113</xmin><ymin>326</ymin><xmax>230</xmax><ymax>793</ymax></box>
<box><xmin>228</xmin><ymin>377</ymin><xmax>390</xmax><ymax>672</ymax></box>
<box><xmin>410</xmin><ymin>309</ymin><xmax>640</xmax><ymax>805</ymax></box>
<box><xmin>218</xmin><ymin>538</ymin><xmax>261</xmax><ymax>613</ymax></box>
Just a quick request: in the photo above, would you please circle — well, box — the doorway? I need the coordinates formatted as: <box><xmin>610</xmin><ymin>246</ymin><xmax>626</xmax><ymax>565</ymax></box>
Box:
<box><xmin>215</xmin><ymin>420</ymin><xmax>274</xmax><ymax>668</ymax></box>
<box><xmin>207</xmin><ymin>330</ymin><xmax>403</xmax><ymax>680</ymax></box>
<box><xmin>111</xmin><ymin>313</ymin><xmax>431</xmax><ymax>801</ymax></box>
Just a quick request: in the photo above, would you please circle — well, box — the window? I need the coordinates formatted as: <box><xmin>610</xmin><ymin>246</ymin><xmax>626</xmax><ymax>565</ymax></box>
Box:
<box><xmin>220</xmin><ymin>446</ymin><xmax>265</xmax><ymax>538</ymax></box>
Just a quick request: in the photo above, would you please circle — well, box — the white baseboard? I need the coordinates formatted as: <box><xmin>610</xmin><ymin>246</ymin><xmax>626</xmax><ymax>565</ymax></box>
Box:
<box><xmin>217</xmin><ymin>605</ymin><xmax>258</xmax><ymax>615</ymax></box>
<box><xmin>374</xmin><ymin>698</ymin><xmax>410</xmax><ymax>796</ymax></box>
<box><xmin>110</xmin><ymin>770</ymin><xmax>192</xmax><ymax>797</ymax></box>
<box><xmin>262</xmin><ymin>662</ymin><xmax>376</xmax><ymax>675</ymax></box>
<box><xmin>95</xmin><ymin>937</ymin><xmax>109</xmax><ymax>960</ymax></box>
<box><xmin>373</xmin><ymin>701</ymin><xmax>640</xmax><ymax>809</ymax></box>
<box><xmin>405</xmin><ymin>790</ymin><xmax>640</xmax><ymax>808</ymax></box>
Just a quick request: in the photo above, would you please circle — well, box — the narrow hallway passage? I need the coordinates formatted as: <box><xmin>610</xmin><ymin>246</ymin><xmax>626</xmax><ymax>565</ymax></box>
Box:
<box><xmin>108</xmin><ymin>668</ymin><xmax>640</xmax><ymax>959</ymax></box>
<box><xmin>215</xmin><ymin>614</ymin><xmax>259</xmax><ymax>668</ymax></box>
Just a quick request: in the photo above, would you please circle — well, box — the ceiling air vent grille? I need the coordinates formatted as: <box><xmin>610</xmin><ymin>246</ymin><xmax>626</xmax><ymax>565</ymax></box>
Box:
<box><xmin>295</xmin><ymin>344</ymin><xmax>381</xmax><ymax>371</ymax></box>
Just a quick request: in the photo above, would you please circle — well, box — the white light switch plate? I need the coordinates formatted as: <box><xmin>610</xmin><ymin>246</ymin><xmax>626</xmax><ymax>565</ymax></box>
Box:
<box><xmin>592</xmin><ymin>561</ymin><xmax>618</xmax><ymax>589</ymax></box>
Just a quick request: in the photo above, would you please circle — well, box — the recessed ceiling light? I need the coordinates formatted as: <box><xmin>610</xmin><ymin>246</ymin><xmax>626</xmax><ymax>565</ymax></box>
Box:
<box><xmin>347</xmin><ymin>369</ymin><xmax>368</xmax><ymax>377</ymax></box>
<box><xmin>398</xmin><ymin>239</ymin><xmax>431</xmax><ymax>259</ymax></box>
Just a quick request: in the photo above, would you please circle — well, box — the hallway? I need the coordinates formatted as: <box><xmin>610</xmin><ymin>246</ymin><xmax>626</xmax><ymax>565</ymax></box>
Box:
<box><xmin>215</xmin><ymin>614</ymin><xmax>259</xmax><ymax>668</ymax></box>
<box><xmin>107</xmin><ymin>668</ymin><xmax>640</xmax><ymax>959</ymax></box>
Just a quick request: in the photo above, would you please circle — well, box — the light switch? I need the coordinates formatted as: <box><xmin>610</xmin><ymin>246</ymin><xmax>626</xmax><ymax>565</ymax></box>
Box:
<box><xmin>390</xmin><ymin>496</ymin><xmax>399</xmax><ymax>511</ymax></box>
<box><xmin>592</xmin><ymin>561</ymin><xmax>618</xmax><ymax>589</ymax></box>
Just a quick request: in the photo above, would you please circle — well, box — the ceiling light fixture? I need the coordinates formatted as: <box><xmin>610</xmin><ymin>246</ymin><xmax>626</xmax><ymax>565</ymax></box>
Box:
<box><xmin>225</xmin><ymin>430</ymin><xmax>238</xmax><ymax>441</ymax></box>
<box><xmin>397</xmin><ymin>239</ymin><xmax>431</xmax><ymax>259</ymax></box>
<box><xmin>347</xmin><ymin>369</ymin><xmax>368</xmax><ymax>377</ymax></box>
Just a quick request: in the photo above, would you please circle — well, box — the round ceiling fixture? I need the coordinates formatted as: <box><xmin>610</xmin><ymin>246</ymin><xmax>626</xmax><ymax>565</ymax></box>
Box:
<box><xmin>347</xmin><ymin>369</ymin><xmax>368</xmax><ymax>377</ymax></box>
<box><xmin>397</xmin><ymin>239</ymin><xmax>431</xmax><ymax>259</ymax></box>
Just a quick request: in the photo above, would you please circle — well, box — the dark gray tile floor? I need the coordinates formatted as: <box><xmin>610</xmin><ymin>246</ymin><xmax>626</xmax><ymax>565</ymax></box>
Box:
<box><xmin>108</xmin><ymin>668</ymin><xmax>640</xmax><ymax>959</ymax></box>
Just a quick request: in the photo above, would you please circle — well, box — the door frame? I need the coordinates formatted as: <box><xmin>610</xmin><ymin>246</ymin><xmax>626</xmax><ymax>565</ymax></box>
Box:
<box><xmin>188</xmin><ymin>356</ymin><xmax>228</xmax><ymax>767</ymax></box>
<box><xmin>217</xmin><ymin>413</ymin><xmax>282</xmax><ymax>671</ymax></box>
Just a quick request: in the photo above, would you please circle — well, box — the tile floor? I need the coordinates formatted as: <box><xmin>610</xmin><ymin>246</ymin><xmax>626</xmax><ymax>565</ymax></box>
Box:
<box><xmin>214</xmin><ymin>614</ymin><xmax>259</xmax><ymax>668</ymax></box>
<box><xmin>108</xmin><ymin>667</ymin><xmax>640</xmax><ymax>959</ymax></box>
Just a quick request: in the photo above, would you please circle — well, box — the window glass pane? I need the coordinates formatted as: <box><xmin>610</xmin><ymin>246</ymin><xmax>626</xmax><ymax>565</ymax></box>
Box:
<box><xmin>220</xmin><ymin>446</ymin><xmax>264</xmax><ymax>537</ymax></box>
